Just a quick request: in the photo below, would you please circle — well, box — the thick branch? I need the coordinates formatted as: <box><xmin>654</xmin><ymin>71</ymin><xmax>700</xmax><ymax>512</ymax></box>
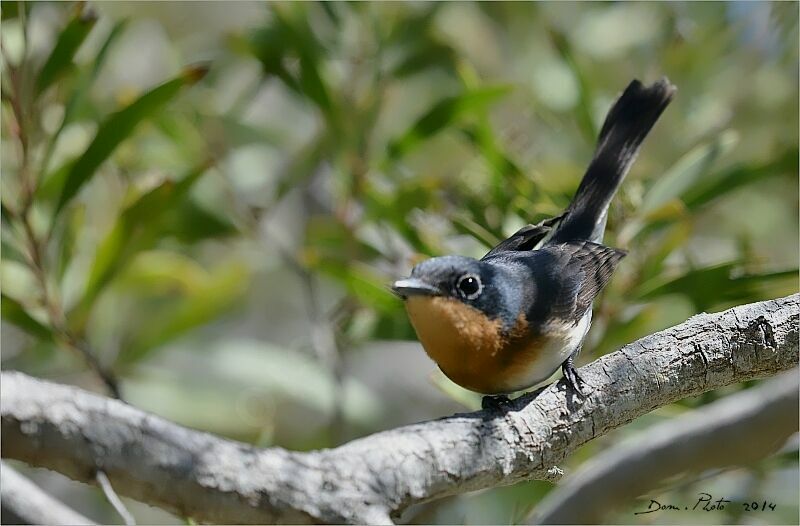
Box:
<box><xmin>531</xmin><ymin>368</ymin><xmax>800</xmax><ymax>524</ymax></box>
<box><xmin>2</xmin><ymin>294</ymin><xmax>797</xmax><ymax>524</ymax></box>
<box><xmin>1</xmin><ymin>462</ymin><xmax>96</xmax><ymax>525</ymax></box>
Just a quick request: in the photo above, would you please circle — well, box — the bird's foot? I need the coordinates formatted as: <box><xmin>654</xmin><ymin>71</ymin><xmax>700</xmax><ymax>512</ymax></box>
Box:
<box><xmin>561</xmin><ymin>361</ymin><xmax>587</xmax><ymax>400</ymax></box>
<box><xmin>481</xmin><ymin>394</ymin><xmax>513</xmax><ymax>412</ymax></box>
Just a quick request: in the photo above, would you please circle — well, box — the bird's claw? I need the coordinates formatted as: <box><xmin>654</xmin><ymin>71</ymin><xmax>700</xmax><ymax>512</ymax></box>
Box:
<box><xmin>481</xmin><ymin>394</ymin><xmax>513</xmax><ymax>411</ymax></box>
<box><xmin>561</xmin><ymin>362</ymin><xmax>588</xmax><ymax>400</ymax></box>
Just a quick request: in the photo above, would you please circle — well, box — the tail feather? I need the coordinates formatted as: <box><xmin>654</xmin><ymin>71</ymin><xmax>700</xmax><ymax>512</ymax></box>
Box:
<box><xmin>550</xmin><ymin>78</ymin><xmax>676</xmax><ymax>244</ymax></box>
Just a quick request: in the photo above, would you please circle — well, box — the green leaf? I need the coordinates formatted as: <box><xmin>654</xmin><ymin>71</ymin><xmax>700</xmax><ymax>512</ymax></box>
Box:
<box><xmin>53</xmin><ymin>64</ymin><xmax>209</xmax><ymax>215</ymax></box>
<box><xmin>316</xmin><ymin>261</ymin><xmax>397</xmax><ymax>314</ymax></box>
<box><xmin>636</xmin><ymin>262</ymin><xmax>798</xmax><ymax>312</ymax></box>
<box><xmin>318</xmin><ymin>2</ymin><xmax>342</xmax><ymax>26</ymax></box>
<box><xmin>640</xmin><ymin>130</ymin><xmax>739</xmax><ymax>214</ymax></box>
<box><xmin>547</xmin><ymin>28</ymin><xmax>596</xmax><ymax>143</ymax></box>
<box><xmin>636</xmin><ymin>221</ymin><xmax>692</xmax><ymax>283</ymax></box>
<box><xmin>683</xmin><ymin>147</ymin><xmax>798</xmax><ymax>210</ymax></box>
<box><xmin>296</xmin><ymin>50</ymin><xmax>334</xmax><ymax>120</ymax></box>
<box><xmin>460</xmin><ymin>120</ymin><xmax>532</xmax><ymax>208</ymax></box>
<box><xmin>55</xmin><ymin>204</ymin><xmax>85</xmax><ymax>279</ymax></box>
<box><xmin>1</xmin><ymin>200</ymin><xmax>15</xmax><ymax>225</ymax></box>
<box><xmin>69</xmin><ymin>162</ymin><xmax>212</xmax><ymax>329</ymax></box>
<box><xmin>90</xmin><ymin>18</ymin><xmax>128</xmax><ymax>78</ymax></box>
<box><xmin>391</xmin><ymin>40</ymin><xmax>457</xmax><ymax>79</ymax></box>
<box><xmin>450</xmin><ymin>213</ymin><xmax>502</xmax><ymax>249</ymax></box>
<box><xmin>304</xmin><ymin>218</ymin><xmax>382</xmax><ymax>264</ymax></box>
<box><xmin>121</xmin><ymin>262</ymin><xmax>249</xmax><ymax>363</ymax></box>
<box><xmin>116</xmin><ymin>250</ymin><xmax>208</xmax><ymax>292</ymax></box>
<box><xmin>248</xmin><ymin>9</ymin><xmax>337</xmax><ymax>126</ymax></box>
<box><xmin>274</xmin><ymin>131</ymin><xmax>330</xmax><ymax>201</ymax></box>
<box><xmin>38</xmin><ymin>19</ymin><xmax>129</xmax><ymax>178</ymax></box>
<box><xmin>1</xmin><ymin>236</ymin><xmax>28</xmax><ymax>266</ymax></box>
<box><xmin>196</xmin><ymin>114</ymin><xmax>282</xmax><ymax>148</ymax></box>
<box><xmin>1</xmin><ymin>294</ymin><xmax>52</xmax><ymax>340</ymax></box>
<box><xmin>386</xmin><ymin>86</ymin><xmax>512</xmax><ymax>160</ymax></box>
<box><xmin>163</xmin><ymin>200</ymin><xmax>238</xmax><ymax>244</ymax></box>
<box><xmin>1</xmin><ymin>2</ymin><xmax>18</xmax><ymax>19</ymax></box>
<box><xmin>35</xmin><ymin>7</ymin><xmax>98</xmax><ymax>96</ymax></box>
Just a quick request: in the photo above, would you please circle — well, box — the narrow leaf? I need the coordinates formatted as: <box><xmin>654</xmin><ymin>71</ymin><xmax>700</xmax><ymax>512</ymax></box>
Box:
<box><xmin>387</xmin><ymin>86</ymin><xmax>512</xmax><ymax>160</ymax></box>
<box><xmin>121</xmin><ymin>263</ymin><xmax>248</xmax><ymax>363</ymax></box>
<box><xmin>1</xmin><ymin>1</ymin><xmax>20</xmax><ymax>20</ymax></box>
<box><xmin>683</xmin><ymin>147</ymin><xmax>798</xmax><ymax>210</ymax></box>
<box><xmin>636</xmin><ymin>262</ymin><xmax>798</xmax><ymax>312</ymax></box>
<box><xmin>54</xmin><ymin>64</ymin><xmax>209</xmax><ymax>214</ymax></box>
<box><xmin>547</xmin><ymin>28</ymin><xmax>596</xmax><ymax>143</ymax></box>
<box><xmin>68</xmin><ymin>162</ymin><xmax>212</xmax><ymax>330</ymax></box>
<box><xmin>35</xmin><ymin>7</ymin><xmax>97</xmax><ymax>96</ymax></box>
<box><xmin>392</xmin><ymin>40</ymin><xmax>457</xmax><ymax>79</ymax></box>
<box><xmin>640</xmin><ymin>130</ymin><xmax>739</xmax><ymax>214</ymax></box>
<box><xmin>1</xmin><ymin>294</ymin><xmax>52</xmax><ymax>340</ymax></box>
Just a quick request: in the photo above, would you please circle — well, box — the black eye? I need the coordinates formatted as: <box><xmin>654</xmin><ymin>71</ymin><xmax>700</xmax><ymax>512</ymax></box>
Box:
<box><xmin>456</xmin><ymin>274</ymin><xmax>482</xmax><ymax>300</ymax></box>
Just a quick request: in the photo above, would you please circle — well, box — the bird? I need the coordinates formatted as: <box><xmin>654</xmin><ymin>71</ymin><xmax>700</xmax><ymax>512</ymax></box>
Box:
<box><xmin>392</xmin><ymin>78</ymin><xmax>675</xmax><ymax>406</ymax></box>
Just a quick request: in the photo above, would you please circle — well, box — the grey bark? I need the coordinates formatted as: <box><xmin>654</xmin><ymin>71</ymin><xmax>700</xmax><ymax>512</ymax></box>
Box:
<box><xmin>1</xmin><ymin>294</ymin><xmax>797</xmax><ymax>525</ymax></box>
<box><xmin>1</xmin><ymin>462</ymin><xmax>96</xmax><ymax>525</ymax></box>
<box><xmin>531</xmin><ymin>368</ymin><xmax>800</xmax><ymax>524</ymax></box>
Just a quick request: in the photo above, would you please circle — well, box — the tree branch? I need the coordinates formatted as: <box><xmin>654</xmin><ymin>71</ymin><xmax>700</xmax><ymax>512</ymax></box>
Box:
<box><xmin>1</xmin><ymin>461</ymin><xmax>96</xmax><ymax>525</ymax></box>
<box><xmin>530</xmin><ymin>368</ymin><xmax>800</xmax><ymax>524</ymax></box>
<box><xmin>1</xmin><ymin>294</ymin><xmax>797</xmax><ymax>524</ymax></box>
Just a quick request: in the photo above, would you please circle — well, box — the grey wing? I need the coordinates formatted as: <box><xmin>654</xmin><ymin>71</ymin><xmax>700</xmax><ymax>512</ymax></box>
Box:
<box><xmin>482</xmin><ymin>214</ymin><xmax>564</xmax><ymax>259</ymax></box>
<box><xmin>543</xmin><ymin>241</ymin><xmax>627</xmax><ymax>322</ymax></box>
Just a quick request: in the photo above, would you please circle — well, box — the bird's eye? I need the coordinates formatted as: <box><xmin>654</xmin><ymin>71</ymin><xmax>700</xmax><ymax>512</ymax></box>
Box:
<box><xmin>456</xmin><ymin>274</ymin><xmax>482</xmax><ymax>300</ymax></box>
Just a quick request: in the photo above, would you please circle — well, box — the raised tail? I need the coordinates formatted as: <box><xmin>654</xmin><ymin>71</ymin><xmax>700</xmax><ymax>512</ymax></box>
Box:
<box><xmin>549</xmin><ymin>78</ymin><xmax>676</xmax><ymax>244</ymax></box>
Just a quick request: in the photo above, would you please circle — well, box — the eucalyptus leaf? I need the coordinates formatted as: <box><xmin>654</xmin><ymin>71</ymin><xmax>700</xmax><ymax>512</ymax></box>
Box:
<box><xmin>636</xmin><ymin>262</ymin><xmax>798</xmax><ymax>311</ymax></box>
<box><xmin>35</xmin><ymin>7</ymin><xmax>97</xmax><ymax>96</ymax></box>
<box><xmin>68</xmin><ymin>162</ymin><xmax>212</xmax><ymax>330</ymax></box>
<box><xmin>1</xmin><ymin>294</ymin><xmax>52</xmax><ymax>340</ymax></box>
<box><xmin>683</xmin><ymin>147</ymin><xmax>798</xmax><ymax>210</ymax></box>
<box><xmin>121</xmin><ymin>262</ymin><xmax>249</xmax><ymax>363</ymax></box>
<box><xmin>53</xmin><ymin>65</ymin><xmax>209</xmax><ymax>215</ymax></box>
<box><xmin>386</xmin><ymin>86</ymin><xmax>512</xmax><ymax>160</ymax></box>
<box><xmin>640</xmin><ymin>130</ymin><xmax>739</xmax><ymax>214</ymax></box>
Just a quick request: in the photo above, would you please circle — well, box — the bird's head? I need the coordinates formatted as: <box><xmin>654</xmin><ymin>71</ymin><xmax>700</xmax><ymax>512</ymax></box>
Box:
<box><xmin>393</xmin><ymin>255</ymin><xmax>488</xmax><ymax>303</ymax></box>
<box><xmin>392</xmin><ymin>255</ymin><xmax>530</xmax><ymax>393</ymax></box>
<box><xmin>392</xmin><ymin>255</ymin><xmax>520</xmax><ymax>330</ymax></box>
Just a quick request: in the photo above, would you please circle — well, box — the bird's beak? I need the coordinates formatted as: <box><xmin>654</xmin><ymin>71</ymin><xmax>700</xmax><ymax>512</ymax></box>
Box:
<box><xmin>391</xmin><ymin>278</ymin><xmax>442</xmax><ymax>298</ymax></box>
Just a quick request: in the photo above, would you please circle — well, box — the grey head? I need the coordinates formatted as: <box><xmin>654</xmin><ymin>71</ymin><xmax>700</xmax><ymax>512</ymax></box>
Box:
<box><xmin>392</xmin><ymin>255</ymin><xmax>521</xmax><ymax>328</ymax></box>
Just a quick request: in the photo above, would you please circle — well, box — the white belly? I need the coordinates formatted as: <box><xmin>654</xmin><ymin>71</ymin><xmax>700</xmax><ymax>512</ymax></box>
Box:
<box><xmin>503</xmin><ymin>311</ymin><xmax>592</xmax><ymax>392</ymax></box>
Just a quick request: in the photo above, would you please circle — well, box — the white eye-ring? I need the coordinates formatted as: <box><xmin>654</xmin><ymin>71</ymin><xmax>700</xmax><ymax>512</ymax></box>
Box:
<box><xmin>456</xmin><ymin>274</ymin><xmax>483</xmax><ymax>300</ymax></box>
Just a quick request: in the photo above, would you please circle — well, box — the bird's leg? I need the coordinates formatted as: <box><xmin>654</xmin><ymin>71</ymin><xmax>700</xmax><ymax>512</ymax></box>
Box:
<box><xmin>561</xmin><ymin>348</ymin><xmax>587</xmax><ymax>399</ymax></box>
<box><xmin>481</xmin><ymin>394</ymin><xmax>512</xmax><ymax>411</ymax></box>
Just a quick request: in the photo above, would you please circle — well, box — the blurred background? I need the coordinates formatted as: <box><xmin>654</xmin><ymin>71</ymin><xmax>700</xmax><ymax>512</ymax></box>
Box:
<box><xmin>1</xmin><ymin>1</ymin><xmax>797</xmax><ymax>524</ymax></box>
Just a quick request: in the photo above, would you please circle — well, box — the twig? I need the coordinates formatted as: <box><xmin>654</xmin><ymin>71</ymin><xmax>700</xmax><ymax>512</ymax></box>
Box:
<box><xmin>96</xmin><ymin>469</ymin><xmax>136</xmax><ymax>526</ymax></box>
<box><xmin>18</xmin><ymin>210</ymin><xmax>121</xmax><ymax>399</ymax></box>
<box><xmin>2</xmin><ymin>12</ymin><xmax>121</xmax><ymax>399</ymax></box>
<box><xmin>2</xmin><ymin>294</ymin><xmax>796</xmax><ymax>525</ymax></box>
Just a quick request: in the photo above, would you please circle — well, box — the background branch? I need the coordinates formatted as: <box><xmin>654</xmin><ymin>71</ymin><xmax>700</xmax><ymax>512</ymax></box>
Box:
<box><xmin>2</xmin><ymin>294</ymin><xmax>797</xmax><ymax>524</ymax></box>
<box><xmin>1</xmin><ymin>461</ymin><xmax>96</xmax><ymax>525</ymax></box>
<box><xmin>530</xmin><ymin>368</ymin><xmax>799</xmax><ymax>524</ymax></box>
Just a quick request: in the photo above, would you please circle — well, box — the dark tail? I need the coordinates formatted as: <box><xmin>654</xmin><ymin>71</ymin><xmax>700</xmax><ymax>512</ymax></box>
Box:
<box><xmin>550</xmin><ymin>78</ymin><xmax>676</xmax><ymax>244</ymax></box>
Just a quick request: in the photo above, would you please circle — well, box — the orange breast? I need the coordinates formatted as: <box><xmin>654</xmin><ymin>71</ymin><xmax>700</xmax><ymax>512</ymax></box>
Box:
<box><xmin>405</xmin><ymin>296</ymin><xmax>544</xmax><ymax>394</ymax></box>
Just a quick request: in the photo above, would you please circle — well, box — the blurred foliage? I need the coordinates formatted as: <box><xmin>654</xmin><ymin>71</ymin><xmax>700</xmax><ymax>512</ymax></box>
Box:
<box><xmin>1</xmin><ymin>2</ymin><xmax>797</xmax><ymax>524</ymax></box>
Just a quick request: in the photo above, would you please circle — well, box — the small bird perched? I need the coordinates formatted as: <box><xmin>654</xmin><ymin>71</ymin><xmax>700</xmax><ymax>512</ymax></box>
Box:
<box><xmin>393</xmin><ymin>78</ymin><xmax>675</xmax><ymax>405</ymax></box>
